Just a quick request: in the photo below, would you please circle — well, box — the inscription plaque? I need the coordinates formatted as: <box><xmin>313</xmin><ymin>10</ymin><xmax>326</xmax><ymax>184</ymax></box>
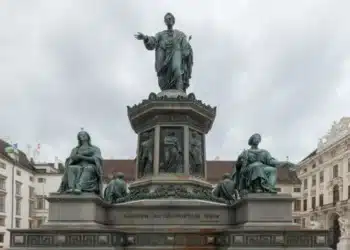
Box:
<box><xmin>109</xmin><ymin>207</ymin><xmax>229</xmax><ymax>225</ymax></box>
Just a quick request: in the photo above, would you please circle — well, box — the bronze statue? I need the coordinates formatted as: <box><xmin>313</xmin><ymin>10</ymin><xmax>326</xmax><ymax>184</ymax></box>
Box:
<box><xmin>57</xmin><ymin>131</ymin><xmax>103</xmax><ymax>196</ymax></box>
<box><xmin>233</xmin><ymin>133</ymin><xmax>292</xmax><ymax>194</ymax></box>
<box><xmin>189</xmin><ymin>131</ymin><xmax>203</xmax><ymax>175</ymax></box>
<box><xmin>134</xmin><ymin>12</ymin><xmax>193</xmax><ymax>92</ymax></box>
<box><xmin>161</xmin><ymin>131</ymin><xmax>182</xmax><ymax>173</ymax></box>
<box><xmin>104</xmin><ymin>172</ymin><xmax>128</xmax><ymax>203</ymax></box>
<box><xmin>138</xmin><ymin>132</ymin><xmax>154</xmax><ymax>177</ymax></box>
<box><xmin>213</xmin><ymin>173</ymin><xmax>238</xmax><ymax>203</ymax></box>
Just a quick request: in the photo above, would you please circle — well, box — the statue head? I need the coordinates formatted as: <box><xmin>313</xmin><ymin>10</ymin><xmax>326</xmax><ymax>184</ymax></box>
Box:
<box><xmin>115</xmin><ymin>172</ymin><xmax>124</xmax><ymax>179</ymax></box>
<box><xmin>164</xmin><ymin>12</ymin><xmax>175</xmax><ymax>28</ymax></box>
<box><xmin>77</xmin><ymin>131</ymin><xmax>91</xmax><ymax>146</ymax></box>
<box><xmin>248</xmin><ymin>133</ymin><xmax>261</xmax><ymax>147</ymax></box>
<box><xmin>222</xmin><ymin>173</ymin><xmax>231</xmax><ymax>180</ymax></box>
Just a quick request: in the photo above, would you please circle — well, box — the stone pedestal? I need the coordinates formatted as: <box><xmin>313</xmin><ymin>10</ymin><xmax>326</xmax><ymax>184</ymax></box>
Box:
<box><xmin>127</xmin><ymin>90</ymin><xmax>216</xmax><ymax>179</ymax></box>
<box><xmin>42</xmin><ymin>193</ymin><xmax>107</xmax><ymax>229</ymax></box>
<box><xmin>9</xmin><ymin>193</ymin><xmax>332</xmax><ymax>249</ymax></box>
<box><xmin>337</xmin><ymin>236</ymin><xmax>350</xmax><ymax>250</ymax></box>
<box><xmin>232</xmin><ymin>193</ymin><xmax>299</xmax><ymax>230</ymax></box>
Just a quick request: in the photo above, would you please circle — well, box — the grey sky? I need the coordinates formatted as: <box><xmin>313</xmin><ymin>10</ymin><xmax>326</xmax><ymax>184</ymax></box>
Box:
<box><xmin>0</xmin><ymin>0</ymin><xmax>349</xmax><ymax>163</ymax></box>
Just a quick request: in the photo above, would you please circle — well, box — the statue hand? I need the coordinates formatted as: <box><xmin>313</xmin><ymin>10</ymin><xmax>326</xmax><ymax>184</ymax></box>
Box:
<box><xmin>71</xmin><ymin>154</ymin><xmax>83</xmax><ymax>161</ymax></box>
<box><xmin>134</xmin><ymin>32</ymin><xmax>145</xmax><ymax>40</ymax></box>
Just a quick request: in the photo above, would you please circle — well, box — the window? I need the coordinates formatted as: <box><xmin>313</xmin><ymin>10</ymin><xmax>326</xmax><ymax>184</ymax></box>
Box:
<box><xmin>16</xmin><ymin>170</ymin><xmax>21</xmax><ymax>176</ymax></box>
<box><xmin>29</xmin><ymin>220</ymin><xmax>34</xmax><ymax>229</ymax></box>
<box><xmin>0</xmin><ymin>234</ymin><xmax>3</xmax><ymax>243</ymax></box>
<box><xmin>333</xmin><ymin>165</ymin><xmax>339</xmax><ymax>178</ymax></box>
<box><xmin>303</xmin><ymin>199</ymin><xmax>307</xmax><ymax>211</ymax></box>
<box><xmin>318</xmin><ymin>157</ymin><xmax>323</xmax><ymax>164</ymax></box>
<box><xmin>36</xmin><ymin>197</ymin><xmax>45</xmax><ymax>210</ymax></box>
<box><xmin>29</xmin><ymin>176</ymin><xmax>34</xmax><ymax>182</ymax></box>
<box><xmin>312</xmin><ymin>196</ymin><xmax>316</xmax><ymax>209</ymax></box>
<box><xmin>38</xmin><ymin>178</ymin><xmax>46</xmax><ymax>183</ymax></box>
<box><xmin>303</xmin><ymin>168</ymin><xmax>307</xmax><ymax>173</ymax></box>
<box><xmin>333</xmin><ymin>185</ymin><xmax>340</xmax><ymax>203</ymax></box>
<box><xmin>29</xmin><ymin>201</ymin><xmax>35</xmax><ymax>217</ymax></box>
<box><xmin>37</xmin><ymin>217</ymin><xmax>46</xmax><ymax>227</ymax></box>
<box><xmin>348</xmin><ymin>186</ymin><xmax>350</xmax><ymax>200</ymax></box>
<box><xmin>0</xmin><ymin>162</ymin><xmax>5</xmax><ymax>169</ymax></box>
<box><xmin>293</xmin><ymin>187</ymin><xmax>301</xmax><ymax>192</ymax></box>
<box><xmin>303</xmin><ymin>179</ymin><xmax>308</xmax><ymax>190</ymax></box>
<box><xmin>0</xmin><ymin>218</ymin><xmax>4</xmax><ymax>227</ymax></box>
<box><xmin>294</xmin><ymin>218</ymin><xmax>301</xmax><ymax>224</ymax></box>
<box><xmin>29</xmin><ymin>187</ymin><xmax>34</xmax><ymax>199</ymax></box>
<box><xmin>312</xmin><ymin>175</ymin><xmax>316</xmax><ymax>186</ymax></box>
<box><xmin>319</xmin><ymin>194</ymin><xmax>324</xmax><ymax>207</ymax></box>
<box><xmin>331</xmin><ymin>150</ymin><xmax>336</xmax><ymax>157</ymax></box>
<box><xmin>15</xmin><ymin>198</ymin><xmax>21</xmax><ymax>216</ymax></box>
<box><xmin>320</xmin><ymin>171</ymin><xmax>324</xmax><ymax>183</ymax></box>
<box><xmin>275</xmin><ymin>187</ymin><xmax>281</xmax><ymax>192</ymax></box>
<box><xmin>302</xmin><ymin>218</ymin><xmax>306</xmax><ymax>228</ymax></box>
<box><xmin>15</xmin><ymin>181</ymin><xmax>21</xmax><ymax>196</ymax></box>
<box><xmin>294</xmin><ymin>200</ymin><xmax>301</xmax><ymax>211</ymax></box>
<box><xmin>312</xmin><ymin>163</ymin><xmax>316</xmax><ymax>169</ymax></box>
<box><xmin>15</xmin><ymin>218</ymin><xmax>20</xmax><ymax>228</ymax></box>
<box><xmin>0</xmin><ymin>196</ymin><xmax>5</xmax><ymax>213</ymax></box>
<box><xmin>0</xmin><ymin>178</ymin><xmax>5</xmax><ymax>190</ymax></box>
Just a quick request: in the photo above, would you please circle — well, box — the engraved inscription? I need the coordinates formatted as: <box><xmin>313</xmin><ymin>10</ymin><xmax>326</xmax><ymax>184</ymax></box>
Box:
<box><xmin>122</xmin><ymin>212</ymin><xmax>220</xmax><ymax>221</ymax></box>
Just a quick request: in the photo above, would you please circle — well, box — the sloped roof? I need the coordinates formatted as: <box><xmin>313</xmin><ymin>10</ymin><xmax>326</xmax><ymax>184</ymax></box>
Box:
<box><xmin>0</xmin><ymin>139</ymin><xmax>36</xmax><ymax>171</ymax></box>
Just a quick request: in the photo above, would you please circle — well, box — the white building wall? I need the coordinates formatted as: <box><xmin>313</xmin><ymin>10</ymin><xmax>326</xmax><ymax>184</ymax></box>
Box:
<box><xmin>0</xmin><ymin>156</ymin><xmax>35</xmax><ymax>248</ymax></box>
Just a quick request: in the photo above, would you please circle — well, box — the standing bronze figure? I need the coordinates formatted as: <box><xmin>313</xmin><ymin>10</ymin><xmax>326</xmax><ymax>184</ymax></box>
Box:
<box><xmin>134</xmin><ymin>13</ymin><xmax>193</xmax><ymax>92</ymax></box>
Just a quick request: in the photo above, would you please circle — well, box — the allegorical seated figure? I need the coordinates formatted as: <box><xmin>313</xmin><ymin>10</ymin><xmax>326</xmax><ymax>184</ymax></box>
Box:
<box><xmin>57</xmin><ymin>130</ymin><xmax>103</xmax><ymax>195</ymax></box>
<box><xmin>234</xmin><ymin>133</ymin><xmax>292</xmax><ymax>194</ymax></box>
<box><xmin>104</xmin><ymin>172</ymin><xmax>128</xmax><ymax>203</ymax></box>
<box><xmin>212</xmin><ymin>173</ymin><xmax>238</xmax><ymax>202</ymax></box>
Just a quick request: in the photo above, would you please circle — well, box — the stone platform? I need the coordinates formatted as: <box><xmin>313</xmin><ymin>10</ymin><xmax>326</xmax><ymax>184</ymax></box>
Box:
<box><xmin>8</xmin><ymin>193</ymin><xmax>332</xmax><ymax>249</ymax></box>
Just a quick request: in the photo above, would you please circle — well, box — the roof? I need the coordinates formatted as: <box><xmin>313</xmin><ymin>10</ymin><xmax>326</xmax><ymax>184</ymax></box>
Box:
<box><xmin>101</xmin><ymin>159</ymin><xmax>300</xmax><ymax>184</ymax></box>
<box><xmin>299</xmin><ymin>149</ymin><xmax>317</xmax><ymax>163</ymax></box>
<box><xmin>0</xmin><ymin>139</ymin><xmax>36</xmax><ymax>172</ymax></box>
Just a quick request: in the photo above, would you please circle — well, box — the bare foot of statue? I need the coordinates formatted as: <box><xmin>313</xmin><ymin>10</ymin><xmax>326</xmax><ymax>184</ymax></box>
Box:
<box><xmin>66</xmin><ymin>189</ymin><xmax>73</xmax><ymax>193</ymax></box>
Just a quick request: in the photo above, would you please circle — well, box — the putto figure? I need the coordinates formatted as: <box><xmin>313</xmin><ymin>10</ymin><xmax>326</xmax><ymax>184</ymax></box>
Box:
<box><xmin>104</xmin><ymin>172</ymin><xmax>128</xmax><ymax>203</ymax></box>
<box><xmin>134</xmin><ymin>12</ymin><xmax>193</xmax><ymax>92</ymax></box>
<box><xmin>57</xmin><ymin>130</ymin><xmax>103</xmax><ymax>196</ymax></box>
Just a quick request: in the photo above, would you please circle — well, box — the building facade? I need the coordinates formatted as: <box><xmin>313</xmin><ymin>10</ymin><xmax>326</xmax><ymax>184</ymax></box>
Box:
<box><xmin>296</xmin><ymin>117</ymin><xmax>350</xmax><ymax>237</ymax></box>
<box><xmin>0</xmin><ymin>140</ymin><xmax>300</xmax><ymax>248</ymax></box>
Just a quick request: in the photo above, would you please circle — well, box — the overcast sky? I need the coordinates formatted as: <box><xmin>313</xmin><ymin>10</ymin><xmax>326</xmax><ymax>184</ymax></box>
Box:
<box><xmin>0</xmin><ymin>0</ymin><xmax>349</xmax><ymax>163</ymax></box>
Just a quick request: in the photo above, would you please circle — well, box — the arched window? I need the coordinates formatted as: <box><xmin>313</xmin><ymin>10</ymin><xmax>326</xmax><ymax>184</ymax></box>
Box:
<box><xmin>333</xmin><ymin>185</ymin><xmax>340</xmax><ymax>203</ymax></box>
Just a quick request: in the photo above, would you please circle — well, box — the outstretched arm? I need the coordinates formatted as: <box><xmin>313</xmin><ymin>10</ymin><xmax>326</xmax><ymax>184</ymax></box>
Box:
<box><xmin>134</xmin><ymin>32</ymin><xmax>159</xmax><ymax>50</ymax></box>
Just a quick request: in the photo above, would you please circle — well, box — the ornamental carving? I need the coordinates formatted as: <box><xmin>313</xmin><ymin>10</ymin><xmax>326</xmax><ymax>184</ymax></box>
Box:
<box><xmin>127</xmin><ymin>92</ymin><xmax>216</xmax><ymax>117</ymax></box>
<box><xmin>318</xmin><ymin>118</ymin><xmax>350</xmax><ymax>151</ymax></box>
<box><xmin>112</xmin><ymin>184</ymin><xmax>226</xmax><ymax>204</ymax></box>
<box><xmin>326</xmin><ymin>176</ymin><xmax>343</xmax><ymax>190</ymax></box>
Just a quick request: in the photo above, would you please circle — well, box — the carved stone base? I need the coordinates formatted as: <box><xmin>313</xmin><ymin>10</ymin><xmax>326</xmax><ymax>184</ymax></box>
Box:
<box><xmin>232</xmin><ymin>193</ymin><xmax>300</xmax><ymax>230</ymax></box>
<box><xmin>8</xmin><ymin>229</ymin><xmax>332</xmax><ymax>249</ymax></box>
<box><xmin>115</xmin><ymin>174</ymin><xmax>226</xmax><ymax>204</ymax></box>
<box><xmin>43</xmin><ymin>192</ymin><xmax>107</xmax><ymax>229</ymax></box>
<box><xmin>9</xmin><ymin>193</ymin><xmax>332</xmax><ymax>249</ymax></box>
